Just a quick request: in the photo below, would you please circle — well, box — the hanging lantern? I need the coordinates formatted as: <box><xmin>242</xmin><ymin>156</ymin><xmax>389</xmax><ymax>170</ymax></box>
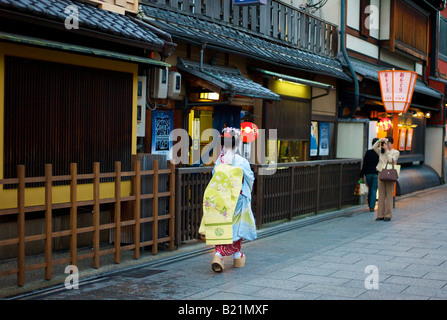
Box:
<box><xmin>378</xmin><ymin>70</ymin><xmax>418</xmax><ymax>113</ymax></box>
<box><xmin>241</xmin><ymin>122</ymin><xmax>258</xmax><ymax>143</ymax></box>
<box><xmin>378</xmin><ymin>117</ymin><xmax>392</xmax><ymax>131</ymax></box>
<box><xmin>378</xmin><ymin>69</ymin><xmax>417</xmax><ymax>149</ymax></box>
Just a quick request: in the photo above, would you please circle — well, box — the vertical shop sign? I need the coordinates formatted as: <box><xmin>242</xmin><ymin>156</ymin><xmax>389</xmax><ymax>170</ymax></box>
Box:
<box><xmin>152</xmin><ymin>110</ymin><xmax>173</xmax><ymax>159</ymax></box>
<box><xmin>310</xmin><ymin>122</ymin><xmax>318</xmax><ymax>156</ymax></box>
<box><xmin>398</xmin><ymin>128</ymin><xmax>407</xmax><ymax>151</ymax></box>
<box><xmin>192</xmin><ymin>119</ymin><xmax>200</xmax><ymax>151</ymax></box>
<box><xmin>406</xmin><ymin>128</ymin><xmax>413</xmax><ymax>150</ymax></box>
<box><xmin>319</xmin><ymin>122</ymin><xmax>329</xmax><ymax>156</ymax></box>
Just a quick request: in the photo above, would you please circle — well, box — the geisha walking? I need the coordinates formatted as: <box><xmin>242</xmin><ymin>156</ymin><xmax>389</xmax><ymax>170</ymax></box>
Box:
<box><xmin>199</xmin><ymin>127</ymin><xmax>257</xmax><ymax>272</ymax></box>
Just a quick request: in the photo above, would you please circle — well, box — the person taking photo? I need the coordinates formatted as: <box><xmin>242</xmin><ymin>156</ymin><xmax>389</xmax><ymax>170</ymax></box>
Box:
<box><xmin>372</xmin><ymin>137</ymin><xmax>400</xmax><ymax>221</ymax></box>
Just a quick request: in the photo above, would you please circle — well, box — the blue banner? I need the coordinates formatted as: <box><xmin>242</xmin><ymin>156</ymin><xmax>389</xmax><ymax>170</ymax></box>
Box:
<box><xmin>151</xmin><ymin>110</ymin><xmax>173</xmax><ymax>159</ymax></box>
<box><xmin>319</xmin><ymin>122</ymin><xmax>329</xmax><ymax>156</ymax></box>
<box><xmin>234</xmin><ymin>0</ymin><xmax>267</xmax><ymax>6</ymax></box>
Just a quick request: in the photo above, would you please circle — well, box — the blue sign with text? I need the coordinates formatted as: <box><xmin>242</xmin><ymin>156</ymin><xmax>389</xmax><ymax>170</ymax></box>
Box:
<box><xmin>234</xmin><ymin>0</ymin><xmax>267</xmax><ymax>6</ymax></box>
<box><xmin>151</xmin><ymin>110</ymin><xmax>173</xmax><ymax>159</ymax></box>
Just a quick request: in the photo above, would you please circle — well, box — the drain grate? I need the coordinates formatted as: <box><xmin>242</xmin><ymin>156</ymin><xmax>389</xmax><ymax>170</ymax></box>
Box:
<box><xmin>114</xmin><ymin>268</ymin><xmax>166</xmax><ymax>279</ymax></box>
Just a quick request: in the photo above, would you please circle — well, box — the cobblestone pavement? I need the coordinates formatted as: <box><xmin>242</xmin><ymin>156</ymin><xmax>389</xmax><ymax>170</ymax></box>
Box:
<box><xmin>9</xmin><ymin>185</ymin><xmax>447</xmax><ymax>300</ymax></box>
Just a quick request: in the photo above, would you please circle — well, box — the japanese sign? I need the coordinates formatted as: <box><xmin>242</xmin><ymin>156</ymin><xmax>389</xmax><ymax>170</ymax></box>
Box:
<box><xmin>378</xmin><ymin>70</ymin><xmax>417</xmax><ymax>113</ymax></box>
<box><xmin>152</xmin><ymin>110</ymin><xmax>173</xmax><ymax>158</ymax></box>
<box><xmin>319</xmin><ymin>122</ymin><xmax>329</xmax><ymax>156</ymax></box>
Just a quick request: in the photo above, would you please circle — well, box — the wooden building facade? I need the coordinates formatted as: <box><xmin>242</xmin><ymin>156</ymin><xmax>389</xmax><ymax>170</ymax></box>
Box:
<box><xmin>331</xmin><ymin>0</ymin><xmax>445</xmax><ymax>195</ymax></box>
<box><xmin>0</xmin><ymin>0</ymin><xmax>177</xmax><ymax>286</ymax></box>
<box><xmin>427</xmin><ymin>1</ymin><xmax>447</xmax><ymax>183</ymax></box>
<box><xmin>140</xmin><ymin>0</ymin><xmax>351</xmax><ymax>164</ymax></box>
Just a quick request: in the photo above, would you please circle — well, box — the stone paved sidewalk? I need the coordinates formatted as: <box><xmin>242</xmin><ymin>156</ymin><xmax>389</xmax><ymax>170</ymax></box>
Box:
<box><xmin>8</xmin><ymin>185</ymin><xmax>447</xmax><ymax>300</ymax></box>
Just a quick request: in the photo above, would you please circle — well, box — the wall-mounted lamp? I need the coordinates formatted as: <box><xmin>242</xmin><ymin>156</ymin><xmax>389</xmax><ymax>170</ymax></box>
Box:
<box><xmin>275</xmin><ymin>77</ymin><xmax>306</xmax><ymax>86</ymax></box>
<box><xmin>199</xmin><ymin>92</ymin><xmax>220</xmax><ymax>100</ymax></box>
<box><xmin>425</xmin><ymin>112</ymin><xmax>431</xmax><ymax>118</ymax></box>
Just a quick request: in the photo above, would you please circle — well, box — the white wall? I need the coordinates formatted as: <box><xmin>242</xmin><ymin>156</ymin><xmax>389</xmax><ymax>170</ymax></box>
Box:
<box><xmin>346</xmin><ymin>0</ymin><xmax>360</xmax><ymax>30</ymax></box>
<box><xmin>319</xmin><ymin>0</ymin><xmax>340</xmax><ymax>26</ymax></box>
<box><xmin>344</xmin><ymin>0</ymin><xmax>380</xmax><ymax>39</ymax></box>
<box><xmin>415</xmin><ymin>63</ymin><xmax>423</xmax><ymax>75</ymax></box>
<box><xmin>346</xmin><ymin>34</ymin><xmax>379</xmax><ymax>59</ymax></box>
<box><xmin>380</xmin><ymin>49</ymin><xmax>415</xmax><ymax>71</ymax></box>
<box><xmin>379</xmin><ymin>0</ymin><xmax>390</xmax><ymax>40</ymax></box>
<box><xmin>285</xmin><ymin>0</ymin><xmax>386</xmax><ymax>39</ymax></box>
<box><xmin>425</xmin><ymin>127</ymin><xmax>444</xmax><ymax>178</ymax></box>
<box><xmin>368</xmin><ymin>120</ymin><xmax>378</xmax><ymax>149</ymax></box>
<box><xmin>284</xmin><ymin>0</ymin><xmax>340</xmax><ymax>26</ymax></box>
<box><xmin>369</xmin><ymin>0</ymin><xmax>380</xmax><ymax>39</ymax></box>
<box><xmin>336</xmin><ymin>122</ymin><xmax>365</xmax><ymax>159</ymax></box>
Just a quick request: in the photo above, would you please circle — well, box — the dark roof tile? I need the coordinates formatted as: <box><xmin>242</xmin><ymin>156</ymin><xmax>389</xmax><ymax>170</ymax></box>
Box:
<box><xmin>346</xmin><ymin>58</ymin><xmax>444</xmax><ymax>99</ymax></box>
<box><xmin>177</xmin><ymin>58</ymin><xmax>280</xmax><ymax>100</ymax></box>
<box><xmin>0</xmin><ymin>0</ymin><xmax>166</xmax><ymax>50</ymax></box>
<box><xmin>141</xmin><ymin>5</ymin><xmax>351</xmax><ymax>81</ymax></box>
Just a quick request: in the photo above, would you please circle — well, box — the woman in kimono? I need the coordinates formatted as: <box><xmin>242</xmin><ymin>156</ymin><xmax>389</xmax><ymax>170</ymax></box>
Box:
<box><xmin>199</xmin><ymin>127</ymin><xmax>257</xmax><ymax>272</ymax></box>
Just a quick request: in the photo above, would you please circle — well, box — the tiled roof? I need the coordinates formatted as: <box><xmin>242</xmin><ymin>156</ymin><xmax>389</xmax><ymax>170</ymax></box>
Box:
<box><xmin>141</xmin><ymin>5</ymin><xmax>352</xmax><ymax>81</ymax></box>
<box><xmin>0</xmin><ymin>0</ymin><xmax>166</xmax><ymax>50</ymax></box>
<box><xmin>177</xmin><ymin>58</ymin><xmax>280</xmax><ymax>100</ymax></box>
<box><xmin>348</xmin><ymin>58</ymin><xmax>444</xmax><ymax>99</ymax></box>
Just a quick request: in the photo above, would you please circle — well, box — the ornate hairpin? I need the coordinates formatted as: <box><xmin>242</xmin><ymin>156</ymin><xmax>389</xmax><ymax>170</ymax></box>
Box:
<box><xmin>221</xmin><ymin>127</ymin><xmax>241</xmax><ymax>139</ymax></box>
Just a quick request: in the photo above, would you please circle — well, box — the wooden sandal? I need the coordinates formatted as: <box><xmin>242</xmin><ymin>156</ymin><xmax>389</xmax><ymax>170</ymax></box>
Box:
<box><xmin>211</xmin><ymin>255</ymin><xmax>224</xmax><ymax>272</ymax></box>
<box><xmin>233</xmin><ymin>253</ymin><xmax>246</xmax><ymax>268</ymax></box>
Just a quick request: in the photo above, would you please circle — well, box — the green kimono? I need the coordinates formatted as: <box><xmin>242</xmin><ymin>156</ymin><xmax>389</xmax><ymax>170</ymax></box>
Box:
<box><xmin>199</xmin><ymin>163</ymin><xmax>243</xmax><ymax>245</ymax></box>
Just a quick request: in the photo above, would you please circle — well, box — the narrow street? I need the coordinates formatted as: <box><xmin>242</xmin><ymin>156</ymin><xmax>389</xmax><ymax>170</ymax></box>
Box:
<box><xmin>1</xmin><ymin>1</ymin><xmax>447</xmax><ymax>314</ymax></box>
<box><xmin>12</xmin><ymin>185</ymin><xmax>447</xmax><ymax>301</ymax></box>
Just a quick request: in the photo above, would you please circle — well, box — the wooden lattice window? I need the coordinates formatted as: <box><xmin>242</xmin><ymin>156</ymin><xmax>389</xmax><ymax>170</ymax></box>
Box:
<box><xmin>3</xmin><ymin>56</ymin><xmax>133</xmax><ymax>185</ymax></box>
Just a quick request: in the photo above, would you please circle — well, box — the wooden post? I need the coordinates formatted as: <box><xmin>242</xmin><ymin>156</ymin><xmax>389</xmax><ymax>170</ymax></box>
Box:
<box><xmin>45</xmin><ymin>164</ymin><xmax>53</xmax><ymax>280</ymax></box>
<box><xmin>114</xmin><ymin>161</ymin><xmax>121</xmax><ymax>264</ymax></box>
<box><xmin>289</xmin><ymin>166</ymin><xmax>295</xmax><ymax>221</ymax></box>
<box><xmin>93</xmin><ymin>162</ymin><xmax>100</xmax><ymax>269</ymax></box>
<box><xmin>133</xmin><ymin>159</ymin><xmax>141</xmax><ymax>259</ymax></box>
<box><xmin>389</xmin><ymin>0</ymin><xmax>396</xmax><ymax>52</ymax></box>
<box><xmin>168</xmin><ymin>161</ymin><xmax>175</xmax><ymax>251</ymax></box>
<box><xmin>316</xmin><ymin>164</ymin><xmax>321</xmax><ymax>214</ymax></box>
<box><xmin>152</xmin><ymin>160</ymin><xmax>159</xmax><ymax>255</ymax></box>
<box><xmin>392</xmin><ymin>114</ymin><xmax>399</xmax><ymax>150</ymax></box>
<box><xmin>175</xmin><ymin>169</ymin><xmax>182</xmax><ymax>247</ymax></box>
<box><xmin>255</xmin><ymin>166</ymin><xmax>264</xmax><ymax>228</ymax></box>
<box><xmin>338</xmin><ymin>163</ymin><xmax>344</xmax><ymax>210</ymax></box>
<box><xmin>17</xmin><ymin>165</ymin><xmax>25</xmax><ymax>287</ymax></box>
<box><xmin>70</xmin><ymin>163</ymin><xmax>77</xmax><ymax>267</ymax></box>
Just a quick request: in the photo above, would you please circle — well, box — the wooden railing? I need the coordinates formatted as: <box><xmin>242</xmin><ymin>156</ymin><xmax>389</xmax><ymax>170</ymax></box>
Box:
<box><xmin>144</xmin><ymin>0</ymin><xmax>339</xmax><ymax>57</ymax></box>
<box><xmin>174</xmin><ymin>159</ymin><xmax>361</xmax><ymax>246</ymax></box>
<box><xmin>0</xmin><ymin>159</ymin><xmax>175</xmax><ymax>287</ymax></box>
<box><xmin>253</xmin><ymin>159</ymin><xmax>361</xmax><ymax>226</ymax></box>
<box><xmin>0</xmin><ymin>157</ymin><xmax>360</xmax><ymax>286</ymax></box>
<box><xmin>175</xmin><ymin>166</ymin><xmax>213</xmax><ymax>245</ymax></box>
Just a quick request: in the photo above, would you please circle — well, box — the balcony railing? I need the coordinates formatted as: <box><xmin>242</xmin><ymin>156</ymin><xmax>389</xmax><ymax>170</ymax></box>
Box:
<box><xmin>144</xmin><ymin>0</ymin><xmax>339</xmax><ymax>57</ymax></box>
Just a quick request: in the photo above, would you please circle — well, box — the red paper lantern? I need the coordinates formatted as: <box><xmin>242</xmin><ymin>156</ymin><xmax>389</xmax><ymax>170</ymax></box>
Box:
<box><xmin>241</xmin><ymin>122</ymin><xmax>258</xmax><ymax>143</ymax></box>
<box><xmin>378</xmin><ymin>117</ymin><xmax>392</xmax><ymax>131</ymax></box>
